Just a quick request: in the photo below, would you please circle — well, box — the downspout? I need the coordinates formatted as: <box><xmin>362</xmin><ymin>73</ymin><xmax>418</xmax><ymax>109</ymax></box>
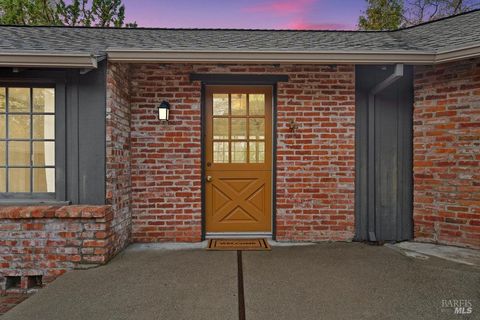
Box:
<box><xmin>367</xmin><ymin>64</ymin><xmax>404</xmax><ymax>241</ymax></box>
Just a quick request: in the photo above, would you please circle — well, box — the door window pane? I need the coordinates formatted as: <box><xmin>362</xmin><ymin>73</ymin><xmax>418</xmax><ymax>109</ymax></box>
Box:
<box><xmin>33</xmin><ymin>141</ymin><xmax>55</xmax><ymax>166</ymax></box>
<box><xmin>213</xmin><ymin>118</ymin><xmax>228</xmax><ymax>140</ymax></box>
<box><xmin>0</xmin><ymin>88</ymin><xmax>5</xmax><ymax>112</ymax></box>
<box><xmin>8</xmin><ymin>88</ymin><xmax>30</xmax><ymax>113</ymax></box>
<box><xmin>213</xmin><ymin>141</ymin><xmax>229</xmax><ymax>163</ymax></box>
<box><xmin>8</xmin><ymin>168</ymin><xmax>30</xmax><ymax>192</ymax></box>
<box><xmin>8</xmin><ymin>141</ymin><xmax>30</xmax><ymax>166</ymax></box>
<box><xmin>33</xmin><ymin>115</ymin><xmax>55</xmax><ymax>139</ymax></box>
<box><xmin>33</xmin><ymin>168</ymin><xmax>55</xmax><ymax>192</ymax></box>
<box><xmin>210</xmin><ymin>91</ymin><xmax>268</xmax><ymax>165</ymax></box>
<box><xmin>8</xmin><ymin>115</ymin><xmax>30</xmax><ymax>139</ymax></box>
<box><xmin>231</xmin><ymin>118</ymin><xmax>246</xmax><ymax>140</ymax></box>
<box><xmin>249</xmin><ymin>118</ymin><xmax>265</xmax><ymax>140</ymax></box>
<box><xmin>213</xmin><ymin>94</ymin><xmax>229</xmax><ymax>116</ymax></box>
<box><xmin>0</xmin><ymin>114</ymin><xmax>5</xmax><ymax>139</ymax></box>
<box><xmin>231</xmin><ymin>94</ymin><xmax>247</xmax><ymax>115</ymax></box>
<box><xmin>0</xmin><ymin>142</ymin><xmax>5</xmax><ymax>166</ymax></box>
<box><xmin>249</xmin><ymin>94</ymin><xmax>265</xmax><ymax>115</ymax></box>
<box><xmin>249</xmin><ymin>141</ymin><xmax>265</xmax><ymax>163</ymax></box>
<box><xmin>0</xmin><ymin>168</ymin><xmax>5</xmax><ymax>192</ymax></box>
<box><xmin>231</xmin><ymin>142</ymin><xmax>247</xmax><ymax>163</ymax></box>
<box><xmin>33</xmin><ymin>88</ymin><xmax>55</xmax><ymax>113</ymax></box>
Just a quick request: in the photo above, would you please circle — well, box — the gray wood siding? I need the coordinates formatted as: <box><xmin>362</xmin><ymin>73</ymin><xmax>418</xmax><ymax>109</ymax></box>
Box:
<box><xmin>355</xmin><ymin>65</ymin><xmax>413</xmax><ymax>241</ymax></box>
<box><xmin>78</xmin><ymin>62</ymin><xmax>107</xmax><ymax>204</ymax></box>
<box><xmin>0</xmin><ymin>62</ymin><xmax>107</xmax><ymax>205</ymax></box>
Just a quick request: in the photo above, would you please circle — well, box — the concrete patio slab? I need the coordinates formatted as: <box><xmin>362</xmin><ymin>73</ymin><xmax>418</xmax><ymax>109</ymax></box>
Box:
<box><xmin>2</xmin><ymin>243</ymin><xmax>479</xmax><ymax>320</ymax></box>
<box><xmin>391</xmin><ymin>242</ymin><xmax>480</xmax><ymax>266</ymax></box>
<box><xmin>242</xmin><ymin>243</ymin><xmax>480</xmax><ymax>320</ymax></box>
<box><xmin>3</xmin><ymin>249</ymin><xmax>238</xmax><ymax>320</ymax></box>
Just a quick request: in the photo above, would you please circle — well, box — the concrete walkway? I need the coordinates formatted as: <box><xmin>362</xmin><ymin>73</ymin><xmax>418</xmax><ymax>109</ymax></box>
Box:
<box><xmin>392</xmin><ymin>241</ymin><xmax>480</xmax><ymax>266</ymax></box>
<box><xmin>3</xmin><ymin>243</ymin><xmax>480</xmax><ymax>320</ymax></box>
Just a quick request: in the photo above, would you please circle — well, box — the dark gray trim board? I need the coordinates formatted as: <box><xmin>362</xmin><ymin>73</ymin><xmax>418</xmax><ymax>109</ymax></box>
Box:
<box><xmin>271</xmin><ymin>83</ymin><xmax>278</xmax><ymax>240</ymax></box>
<box><xmin>55</xmin><ymin>80</ymin><xmax>67</xmax><ymax>201</ymax></box>
<box><xmin>200</xmin><ymin>83</ymin><xmax>206</xmax><ymax>240</ymax></box>
<box><xmin>190</xmin><ymin>74</ymin><xmax>288</xmax><ymax>85</ymax></box>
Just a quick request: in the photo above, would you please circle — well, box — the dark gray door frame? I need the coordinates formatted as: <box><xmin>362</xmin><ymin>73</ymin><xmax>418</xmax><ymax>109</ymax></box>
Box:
<box><xmin>190</xmin><ymin>73</ymin><xmax>287</xmax><ymax>240</ymax></box>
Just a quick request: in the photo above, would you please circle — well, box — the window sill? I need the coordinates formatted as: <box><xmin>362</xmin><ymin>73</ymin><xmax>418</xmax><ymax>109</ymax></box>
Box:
<box><xmin>0</xmin><ymin>204</ymin><xmax>111</xmax><ymax>220</ymax></box>
<box><xmin>0</xmin><ymin>199</ymin><xmax>71</xmax><ymax>206</ymax></box>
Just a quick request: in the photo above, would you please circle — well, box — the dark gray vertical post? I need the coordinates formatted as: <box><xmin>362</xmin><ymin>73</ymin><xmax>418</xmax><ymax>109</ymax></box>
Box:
<box><xmin>66</xmin><ymin>71</ymin><xmax>79</xmax><ymax>204</ymax></box>
<box><xmin>367</xmin><ymin>64</ymin><xmax>404</xmax><ymax>241</ymax></box>
<box><xmin>55</xmin><ymin>81</ymin><xmax>67</xmax><ymax>201</ymax></box>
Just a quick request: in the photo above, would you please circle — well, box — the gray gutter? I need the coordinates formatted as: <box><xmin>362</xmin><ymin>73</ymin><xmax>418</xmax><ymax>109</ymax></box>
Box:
<box><xmin>1</xmin><ymin>43</ymin><xmax>479</xmax><ymax>68</ymax></box>
<box><xmin>0</xmin><ymin>51</ymin><xmax>98</xmax><ymax>68</ymax></box>
<box><xmin>106</xmin><ymin>44</ymin><xmax>480</xmax><ymax>64</ymax></box>
<box><xmin>367</xmin><ymin>64</ymin><xmax>404</xmax><ymax>242</ymax></box>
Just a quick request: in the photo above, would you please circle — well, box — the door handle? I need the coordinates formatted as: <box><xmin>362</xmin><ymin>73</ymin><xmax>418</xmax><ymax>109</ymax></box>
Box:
<box><xmin>206</xmin><ymin>175</ymin><xmax>213</xmax><ymax>182</ymax></box>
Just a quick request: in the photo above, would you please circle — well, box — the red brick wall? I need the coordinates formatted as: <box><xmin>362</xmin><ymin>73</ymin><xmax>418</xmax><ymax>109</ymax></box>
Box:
<box><xmin>106</xmin><ymin>62</ymin><xmax>132</xmax><ymax>251</ymax></box>
<box><xmin>129</xmin><ymin>64</ymin><xmax>202</xmax><ymax>242</ymax></box>
<box><xmin>414</xmin><ymin>58</ymin><xmax>480</xmax><ymax>249</ymax></box>
<box><xmin>128</xmin><ymin>63</ymin><xmax>356</xmax><ymax>242</ymax></box>
<box><xmin>0</xmin><ymin>206</ymin><xmax>115</xmax><ymax>291</ymax></box>
<box><xmin>275</xmin><ymin>65</ymin><xmax>355</xmax><ymax>241</ymax></box>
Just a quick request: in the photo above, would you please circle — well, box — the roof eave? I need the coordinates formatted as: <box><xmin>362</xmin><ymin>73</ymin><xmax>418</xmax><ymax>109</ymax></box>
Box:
<box><xmin>106</xmin><ymin>49</ymin><xmax>436</xmax><ymax>64</ymax></box>
<box><xmin>0</xmin><ymin>52</ymin><xmax>98</xmax><ymax>68</ymax></box>
<box><xmin>107</xmin><ymin>46</ymin><xmax>480</xmax><ymax>65</ymax></box>
<box><xmin>1</xmin><ymin>44</ymin><xmax>479</xmax><ymax>67</ymax></box>
<box><xmin>435</xmin><ymin>45</ymin><xmax>480</xmax><ymax>63</ymax></box>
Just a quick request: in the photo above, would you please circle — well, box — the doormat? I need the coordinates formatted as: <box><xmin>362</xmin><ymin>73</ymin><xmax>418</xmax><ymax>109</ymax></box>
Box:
<box><xmin>207</xmin><ymin>239</ymin><xmax>271</xmax><ymax>251</ymax></box>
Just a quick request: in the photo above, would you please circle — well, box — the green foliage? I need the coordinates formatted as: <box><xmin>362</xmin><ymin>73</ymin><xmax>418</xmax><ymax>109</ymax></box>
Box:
<box><xmin>358</xmin><ymin>0</ymin><xmax>404</xmax><ymax>30</ymax></box>
<box><xmin>403</xmin><ymin>0</ymin><xmax>480</xmax><ymax>25</ymax></box>
<box><xmin>56</xmin><ymin>0</ymin><xmax>85</xmax><ymax>26</ymax></box>
<box><xmin>0</xmin><ymin>0</ymin><xmax>59</xmax><ymax>25</ymax></box>
<box><xmin>0</xmin><ymin>0</ymin><xmax>136</xmax><ymax>27</ymax></box>
<box><xmin>359</xmin><ymin>0</ymin><xmax>480</xmax><ymax>30</ymax></box>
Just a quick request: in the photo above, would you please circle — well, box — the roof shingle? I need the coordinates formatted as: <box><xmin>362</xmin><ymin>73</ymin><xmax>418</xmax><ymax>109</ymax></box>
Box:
<box><xmin>0</xmin><ymin>10</ymin><xmax>479</xmax><ymax>56</ymax></box>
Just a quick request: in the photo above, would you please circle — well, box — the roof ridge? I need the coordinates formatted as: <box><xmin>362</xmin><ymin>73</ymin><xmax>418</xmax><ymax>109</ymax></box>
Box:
<box><xmin>0</xmin><ymin>8</ymin><xmax>477</xmax><ymax>32</ymax></box>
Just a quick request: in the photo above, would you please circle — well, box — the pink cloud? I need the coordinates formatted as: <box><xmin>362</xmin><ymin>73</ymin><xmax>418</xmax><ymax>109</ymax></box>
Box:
<box><xmin>242</xmin><ymin>0</ymin><xmax>353</xmax><ymax>30</ymax></box>
<box><xmin>244</xmin><ymin>0</ymin><xmax>314</xmax><ymax>15</ymax></box>
<box><xmin>286</xmin><ymin>20</ymin><xmax>352</xmax><ymax>30</ymax></box>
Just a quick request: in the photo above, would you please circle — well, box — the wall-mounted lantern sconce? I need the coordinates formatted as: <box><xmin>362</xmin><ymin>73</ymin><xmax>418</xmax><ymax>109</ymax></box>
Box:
<box><xmin>158</xmin><ymin>100</ymin><xmax>171</xmax><ymax>122</ymax></box>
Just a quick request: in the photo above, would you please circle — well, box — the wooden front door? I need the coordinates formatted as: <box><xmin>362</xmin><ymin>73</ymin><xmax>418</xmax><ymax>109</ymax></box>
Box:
<box><xmin>205</xmin><ymin>86</ymin><xmax>272</xmax><ymax>233</ymax></box>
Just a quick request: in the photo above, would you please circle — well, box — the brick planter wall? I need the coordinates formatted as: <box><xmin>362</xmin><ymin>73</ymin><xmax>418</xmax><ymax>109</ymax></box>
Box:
<box><xmin>0</xmin><ymin>205</ymin><xmax>115</xmax><ymax>291</ymax></box>
<box><xmin>414</xmin><ymin>58</ymin><xmax>480</xmax><ymax>249</ymax></box>
<box><xmin>129</xmin><ymin>63</ymin><xmax>355</xmax><ymax>242</ymax></box>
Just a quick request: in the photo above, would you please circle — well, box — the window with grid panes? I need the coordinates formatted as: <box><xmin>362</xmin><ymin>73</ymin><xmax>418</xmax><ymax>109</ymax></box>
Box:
<box><xmin>0</xmin><ymin>86</ymin><xmax>55</xmax><ymax>194</ymax></box>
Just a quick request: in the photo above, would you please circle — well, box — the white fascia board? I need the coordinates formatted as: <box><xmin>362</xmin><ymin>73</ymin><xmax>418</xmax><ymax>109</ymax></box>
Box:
<box><xmin>3</xmin><ymin>44</ymin><xmax>478</xmax><ymax>67</ymax></box>
<box><xmin>106</xmin><ymin>48</ymin><xmax>435</xmax><ymax>64</ymax></box>
<box><xmin>435</xmin><ymin>45</ymin><xmax>480</xmax><ymax>63</ymax></box>
<box><xmin>107</xmin><ymin>45</ymin><xmax>480</xmax><ymax>65</ymax></box>
<box><xmin>0</xmin><ymin>52</ymin><xmax>98</xmax><ymax>68</ymax></box>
